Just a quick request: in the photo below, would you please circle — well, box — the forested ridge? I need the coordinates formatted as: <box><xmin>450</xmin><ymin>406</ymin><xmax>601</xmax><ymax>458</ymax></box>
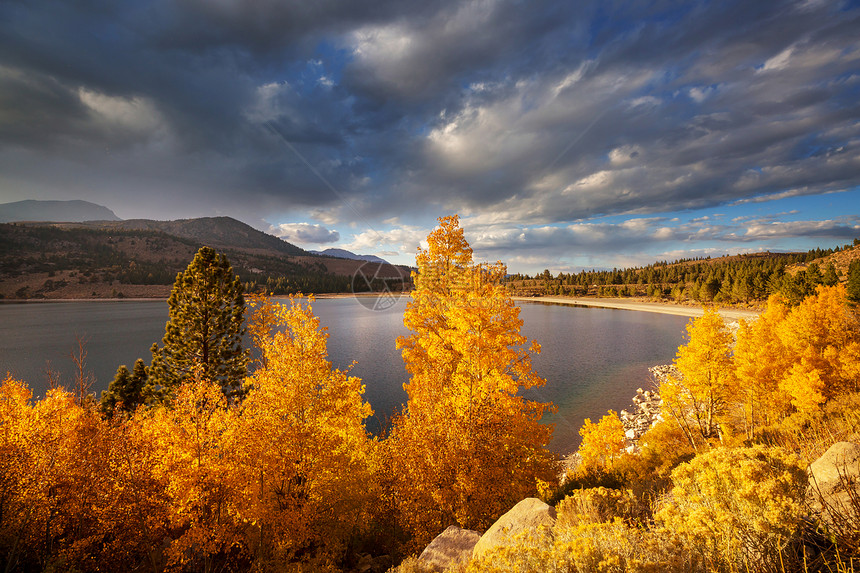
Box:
<box><xmin>1</xmin><ymin>220</ymin><xmax>859</xmax><ymax>572</ymax></box>
<box><xmin>508</xmin><ymin>239</ymin><xmax>860</xmax><ymax>307</ymax></box>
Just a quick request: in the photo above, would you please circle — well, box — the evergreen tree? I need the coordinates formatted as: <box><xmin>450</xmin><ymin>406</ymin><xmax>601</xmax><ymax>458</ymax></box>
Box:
<box><xmin>823</xmin><ymin>262</ymin><xmax>839</xmax><ymax>287</ymax></box>
<box><xmin>150</xmin><ymin>246</ymin><xmax>248</xmax><ymax>399</ymax></box>
<box><xmin>847</xmin><ymin>260</ymin><xmax>860</xmax><ymax>303</ymax></box>
<box><xmin>805</xmin><ymin>262</ymin><xmax>823</xmax><ymax>290</ymax></box>
<box><xmin>100</xmin><ymin>358</ymin><xmax>149</xmax><ymax>415</ymax></box>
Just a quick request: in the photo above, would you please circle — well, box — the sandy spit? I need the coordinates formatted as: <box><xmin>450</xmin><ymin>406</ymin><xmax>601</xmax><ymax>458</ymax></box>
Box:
<box><xmin>513</xmin><ymin>296</ymin><xmax>761</xmax><ymax>321</ymax></box>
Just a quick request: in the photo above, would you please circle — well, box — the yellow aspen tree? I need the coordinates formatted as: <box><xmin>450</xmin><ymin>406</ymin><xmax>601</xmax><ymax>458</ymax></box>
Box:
<box><xmin>232</xmin><ymin>296</ymin><xmax>373</xmax><ymax>565</ymax></box>
<box><xmin>0</xmin><ymin>377</ymin><xmax>108</xmax><ymax>571</ymax></box>
<box><xmin>732</xmin><ymin>295</ymin><xmax>793</xmax><ymax>435</ymax></box>
<box><xmin>143</xmin><ymin>375</ymin><xmax>246</xmax><ymax>572</ymax></box>
<box><xmin>660</xmin><ymin>307</ymin><xmax>735</xmax><ymax>449</ymax></box>
<box><xmin>577</xmin><ymin>410</ymin><xmax>626</xmax><ymax>472</ymax></box>
<box><xmin>95</xmin><ymin>412</ymin><xmax>172</xmax><ymax>573</ymax></box>
<box><xmin>776</xmin><ymin>285</ymin><xmax>860</xmax><ymax>412</ymax></box>
<box><xmin>0</xmin><ymin>376</ymin><xmax>37</xmax><ymax>569</ymax></box>
<box><xmin>389</xmin><ymin>215</ymin><xmax>556</xmax><ymax>547</ymax></box>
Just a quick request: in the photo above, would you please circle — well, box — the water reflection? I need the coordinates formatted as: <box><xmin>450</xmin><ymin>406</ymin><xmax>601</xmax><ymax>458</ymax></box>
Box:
<box><xmin>0</xmin><ymin>297</ymin><xmax>689</xmax><ymax>454</ymax></box>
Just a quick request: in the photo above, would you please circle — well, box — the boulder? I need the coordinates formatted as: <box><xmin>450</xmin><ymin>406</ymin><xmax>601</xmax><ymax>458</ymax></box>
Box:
<box><xmin>471</xmin><ymin>498</ymin><xmax>556</xmax><ymax>561</ymax></box>
<box><xmin>809</xmin><ymin>442</ymin><xmax>860</xmax><ymax>495</ymax></box>
<box><xmin>418</xmin><ymin>526</ymin><xmax>481</xmax><ymax>572</ymax></box>
<box><xmin>808</xmin><ymin>441</ymin><xmax>860</xmax><ymax>523</ymax></box>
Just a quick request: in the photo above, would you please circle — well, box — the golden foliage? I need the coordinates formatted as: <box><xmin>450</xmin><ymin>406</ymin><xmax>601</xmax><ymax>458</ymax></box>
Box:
<box><xmin>233</xmin><ymin>296</ymin><xmax>374</xmax><ymax>564</ymax></box>
<box><xmin>464</xmin><ymin>501</ymin><xmax>699</xmax><ymax>573</ymax></box>
<box><xmin>388</xmin><ymin>215</ymin><xmax>556</xmax><ymax>547</ymax></box>
<box><xmin>733</xmin><ymin>295</ymin><xmax>794</xmax><ymax>435</ymax></box>
<box><xmin>656</xmin><ymin>445</ymin><xmax>807</xmax><ymax>572</ymax></box>
<box><xmin>660</xmin><ymin>307</ymin><xmax>735</xmax><ymax>448</ymax></box>
<box><xmin>733</xmin><ymin>285</ymin><xmax>860</xmax><ymax>430</ymax></box>
<box><xmin>578</xmin><ymin>410</ymin><xmax>626</xmax><ymax>472</ymax></box>
<box><xmin>142</xmin><ymin>375</ymin><xmax>246</xmax><ymax>571</ymax></box>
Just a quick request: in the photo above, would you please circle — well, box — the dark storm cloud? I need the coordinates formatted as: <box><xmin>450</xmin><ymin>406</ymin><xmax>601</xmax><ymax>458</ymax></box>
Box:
<box><xmin>0</xmin><ymin>0</ymin><xmax>858</xmax><ymax>232</ymax></box>
<box><xmin>411</xmin><ymin>0</ymin><xmax>860</xmax><ymax>224</ymax></box>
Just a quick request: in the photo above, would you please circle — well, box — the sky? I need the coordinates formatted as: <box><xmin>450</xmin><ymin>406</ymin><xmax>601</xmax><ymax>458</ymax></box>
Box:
<box><xmin>1</xmin><ymin>0</ymin><xmax>859</xmax><ymax>274</ymax></box>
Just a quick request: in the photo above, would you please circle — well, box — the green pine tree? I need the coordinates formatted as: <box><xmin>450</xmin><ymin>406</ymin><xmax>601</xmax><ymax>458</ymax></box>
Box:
<box><xmin>101</xmin><ymin>358</ymin><xmax>149</xmax><ymax>416</ymax></box>
<box><xmin>150</xmin><ymin>246</ymin><xmax>248</xmax><ymax>399</ymax></box>
<box><xmin>822</xmin><ymin>262</ymin><xmax>839</xmax><ymax>287</ymax></box>
<box><xmin>848</xmin><ymin>260</ymin><xmax>860</xmax><ymax>303</ymax></box>
<box><xmin>805</xmin><ymin>262</ymin><xmax>823</xmax><ymax>290</ymax></box>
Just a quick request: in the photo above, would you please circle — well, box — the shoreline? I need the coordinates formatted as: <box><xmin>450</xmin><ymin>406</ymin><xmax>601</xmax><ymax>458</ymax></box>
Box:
<box><xmin>512</xmin><ymin>295</ymin><xmax>761</xmax><ymax>321</ymax></box>
<box><xmin>2</xmin><ymin>293</ymin><xmax>763</xmax><ymax>320</ymax></box>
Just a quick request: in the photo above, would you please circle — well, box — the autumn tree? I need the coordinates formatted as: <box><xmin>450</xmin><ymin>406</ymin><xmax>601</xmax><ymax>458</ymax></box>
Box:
<box><xmin>387</xmin><ymin>215</ymin><xmax>556</xmax><ymax>547</ymax></box>
<box><xmin>776</xmin><ymin>284</ymin><xmax>860</xmax><ymax>412</ymax></box>
<box><xmin>0</xmin><ymin>376</ymin><xmax>118</xmax><ymax>572</ymax></box>
<box><xmin>733</xmin><ymin>296</ymin><xmax>793</xmax><ymax>436</ymax></box>
<box><xmin>660</xmin><ymin>308</ymin><xmax>735</xmax><ymax>448</ymax></box>
<box><xmin>577</xmin><ymin>410</ymin><xmax>626</xmax><ymax>472</ymax></box>
<box><xmin>231</xmin><ymin>296</ymin><xmax>374</xmax><ymax>565</ymax></box>
<box><xmin>150</xmin><ymin>247</ymin><xmax>248</xmax><ymax>400</ymax></box>
<box><xmin>142</xmin><ymin>374</ymin><xmax>246</xmax><ymax>571</ymax></box>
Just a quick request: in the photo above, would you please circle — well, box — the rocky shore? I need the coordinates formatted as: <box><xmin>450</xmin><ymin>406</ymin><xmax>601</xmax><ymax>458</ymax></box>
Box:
<box><xmin>562</xmin><ymin>365</ymin><xmax>674</xmax><ymax>477</ymax></box>
<box><xmin>619</xmin><ymin>375</ymin><xmax>668</xmax><ymax>452</ymax></box>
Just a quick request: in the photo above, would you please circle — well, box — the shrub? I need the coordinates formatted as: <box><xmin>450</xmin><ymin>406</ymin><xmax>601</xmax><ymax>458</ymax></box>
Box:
<box><xmin>656</xmin><ymin>445</ymin><xmax>807</xmax><ymax>572</ymax></box>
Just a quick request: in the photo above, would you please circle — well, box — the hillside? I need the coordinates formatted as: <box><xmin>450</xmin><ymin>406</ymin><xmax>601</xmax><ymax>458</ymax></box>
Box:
<box><xmin>77</xmin><ymin>217</ymin><xmax>308</xmax><ymax>256</ymax></box>
<box><xmin>0</xmin><ymin>217</ymin><xmax>412</xmax><ymax>299</ymax></box>
<box><xmin>787</xmin><ymin>243</ymin><xmax>860</xmax><ymax>276</ymax></box>
<box><xmin>0</xmin><ymin>199</ymin><xmax>121</xmax><ymax>223</ymax></box>
<box><xmin>507</xmin><ymin>241</ymin><xmax>860</xmax><ymax>306</ymax></box>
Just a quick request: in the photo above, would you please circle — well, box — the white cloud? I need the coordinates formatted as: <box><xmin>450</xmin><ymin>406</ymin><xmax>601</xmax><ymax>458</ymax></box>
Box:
<box><xmin>743</xmin><ymin>219</ymin><xmax>860</xmax><ymax>239</ymax></box>
<box><xmin>78</xmin><ymin>88</ymin><xmax>166</xmax><ymax>135</ymax></box>
<box><xmin>244</xmin><ymin>81</ymin><xmax>296</xmax><ymax>124</ymax></box>
<box><xmin>761</xmin><ymin>46</ymin><xmax>795</xmax><ymax>72</ymax></box>
<box><xmin>270</xmin><ymin>222</ymin><xmax>340</xmax><ymax>244</ymax></box>
<box><xmin>341</xmin><ymin>224</ymin><xmax>428</xmax><ymax>257</ymax></box>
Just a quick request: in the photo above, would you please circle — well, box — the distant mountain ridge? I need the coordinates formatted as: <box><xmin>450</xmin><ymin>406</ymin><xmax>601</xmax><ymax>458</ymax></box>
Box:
<box><xmin>0</xmin><ymin>200</ymin><xmax>121</xmax><ymax>223</ymax></box>
<box><xmin>73</xmin><ymin>217</ymin><xmax>308</xmax><ymax>257</ymax></box>
<box><xmin>311</xmin><ymin>248</ymin><xmax>389</xmax><ymax>264</ymax></box>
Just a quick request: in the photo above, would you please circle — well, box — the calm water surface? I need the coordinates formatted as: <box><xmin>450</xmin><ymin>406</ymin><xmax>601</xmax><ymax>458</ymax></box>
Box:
<box><xmin>0</xmin><ymin>298</ymin><xmax>689</xmax><ymax>453</ymax></box>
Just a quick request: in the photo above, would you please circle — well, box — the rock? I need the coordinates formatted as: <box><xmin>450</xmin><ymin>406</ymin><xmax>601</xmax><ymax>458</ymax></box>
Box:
<box><xmin>809</xmin><ymin>442</ymin><xmax>860</xmax><ymax>495</ymax></box>
<box><xmin>472</xmin><ymin>498</ymin><xmax>556</xmax><ymax>561</ymax></box>
<box><xmin>808</xmin><ymin>442</ymin><xmax>860</xmax><ymax>526</ymax></box>
<box><xmin>616</xmin><ymin>375</ymin><xmax>665</xmax><ymax>453</ymax></box>
<box><xmin>418</xmin><ymin>526</ymin><xmax>480</xmax><ymax>572</ymax></box>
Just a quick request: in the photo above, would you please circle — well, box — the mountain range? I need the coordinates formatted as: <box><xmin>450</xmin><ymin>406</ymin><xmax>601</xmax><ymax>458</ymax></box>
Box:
<box><xmin>310</xmin><ymin>248</ymin><xmax>389</xmax><ymax>264</ymax></box>
<box><xmin>0</xmin><ymin>201</ymin><xmax>411</xmax><ymax>299</ymax></box>
<box><xmin>0</xmin><ymin>199</ymin><xmax>121</xmax><ymax>223</ymax></box>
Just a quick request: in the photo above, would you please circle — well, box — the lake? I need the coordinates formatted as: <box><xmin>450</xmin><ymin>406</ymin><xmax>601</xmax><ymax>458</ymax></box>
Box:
<box><xmin>0</xmin><ymin>297</ymin><xmax>690</xmax><ymax>454</ymax></box>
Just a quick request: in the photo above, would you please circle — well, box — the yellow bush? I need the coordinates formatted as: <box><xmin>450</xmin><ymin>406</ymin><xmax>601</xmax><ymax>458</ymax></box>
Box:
<box><xmin>555</xmin><ymin>487</ymin><xmax>640</xmax><ymax>529</ymax></box>
<box><xmin>464</xmin><ymin>516</ymin><xmax>700</xmax><ymax>573</ymax></box>
<box><xmin>656</xmin><ymin>445</ymin><xmax>807</xmax><ymax>572</ymax></box>
<box><xmin>635</xmin><ymin>419</ymin><xmax>696</xmax><ymax>479</ymax></box>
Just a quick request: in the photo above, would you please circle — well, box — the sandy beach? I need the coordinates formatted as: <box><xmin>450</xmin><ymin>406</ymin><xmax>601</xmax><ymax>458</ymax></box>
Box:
<box><xmin>512</xmin><ymin>296</ymin><xmax>761</xmax><ymax>321</ymax></box>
